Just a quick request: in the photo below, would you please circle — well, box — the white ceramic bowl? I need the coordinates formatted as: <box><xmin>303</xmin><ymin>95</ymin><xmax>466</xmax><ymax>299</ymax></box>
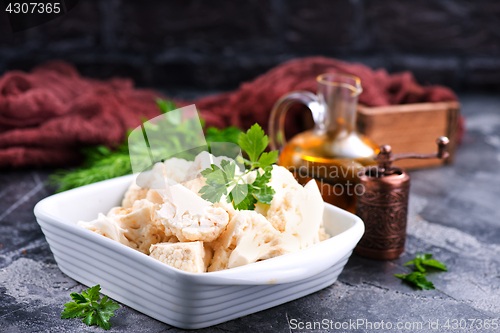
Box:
<box><xmin>34</xmin><ymin>174</ymin><xmax>364</xmax><ymax>329</ymax></box>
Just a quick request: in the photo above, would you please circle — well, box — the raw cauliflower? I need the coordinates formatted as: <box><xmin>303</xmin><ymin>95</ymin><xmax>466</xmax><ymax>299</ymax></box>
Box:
<box><xmin>264</xmin><ymin>166</ymin><xmax>325</xmax><ymax>249</ymax></box>
<box><xmin>122</xmin><ymin>181</ymin><xmax>149</xmax><ymax>209</ymax></box>
<box><xmin>149</xmin><ymin>241</ymin><xmax>211</xmax><ymax>273</ymax></box>
<box><xmin>213</xmin><ymin>200</ymin><xmax>237</xmax><ymax>221</ymax></box>
<box><xmin>264</xmin><ymin>165</ymin><xmax>303</xmax><ymax>231</ymax></box>
<box><xmin>154</xmin><ymin>184</ymin><xmax>229</xmax><ymax>242</ymax></box>
<box><xmin>78</xmin><ymin>213</ymin><xmax>133</xmax><ymax>247</ymax></box>
<box><xmin>181</xmin><ymin>176</ymin><xmax>206</xmax><ymax>195</ymax></box>
<box><xmin>79</xmin><ymin>199</ymin><xmax>171</xmax><ymax>255</ymax></box>
<box><xmin>163</xmin><ymin>157</ymin><xmax>194</xmax><ymax>183</ymax></box>
<box><xmin>208</xmin><ymin>210</ymin><xmax>290</xmax><ymax>271</ymax></box>
<box><xmin>169</xmin><ymin>206</ymin><xmax>229</xmax><ymax>242</ymax></box>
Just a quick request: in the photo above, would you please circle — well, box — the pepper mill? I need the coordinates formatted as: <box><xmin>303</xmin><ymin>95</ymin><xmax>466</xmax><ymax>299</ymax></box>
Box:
<box><xmin>354</xmin><ymin>137</ymin><xmax>450</xmax><ymax>260</ymax></box>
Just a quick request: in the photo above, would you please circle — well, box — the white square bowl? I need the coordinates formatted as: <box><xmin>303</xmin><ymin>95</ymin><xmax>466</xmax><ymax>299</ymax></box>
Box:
<box><xmin>34</xmin><ymin>174</ymin><xmax>364</xmax><ymax>329</ymax></box>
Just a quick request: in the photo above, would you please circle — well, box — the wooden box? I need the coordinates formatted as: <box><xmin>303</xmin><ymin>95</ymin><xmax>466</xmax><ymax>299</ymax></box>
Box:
<box><xmin>356</xmin><ymin>101</ymin><xmax>461</xmax><ymax>169</ymax></box>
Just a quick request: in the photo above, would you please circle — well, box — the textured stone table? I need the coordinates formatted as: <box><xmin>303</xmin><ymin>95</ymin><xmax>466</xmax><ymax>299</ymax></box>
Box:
<box><xmin>1</xmin><ymin>94</ymin><xmax>499</xmax><ymax>332</ymax></box>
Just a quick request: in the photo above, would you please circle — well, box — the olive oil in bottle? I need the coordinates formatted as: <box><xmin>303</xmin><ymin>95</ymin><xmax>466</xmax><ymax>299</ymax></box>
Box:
<box><xmin>278</xmin><ymin>129</ymin><xmax>378</xmax><ymax>213</ymax></box>
<box><xmin>269</xmin><ymin>73</ymin><xmax>378</xmax><ymax>212</ymax></box>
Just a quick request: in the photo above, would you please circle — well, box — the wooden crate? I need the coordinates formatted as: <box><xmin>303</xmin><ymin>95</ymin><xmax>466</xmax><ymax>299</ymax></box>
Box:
<box><xmin>356</xmin><ymin>101</ymin><xmax>461</xmax><ymax>170</ymax></box>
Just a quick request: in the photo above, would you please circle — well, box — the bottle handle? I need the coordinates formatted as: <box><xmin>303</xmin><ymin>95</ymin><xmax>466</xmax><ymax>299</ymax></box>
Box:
<box><xmin>268</xmin><ymin>91</ymin><xmax>324</xmax><ymax>151</ymax></box>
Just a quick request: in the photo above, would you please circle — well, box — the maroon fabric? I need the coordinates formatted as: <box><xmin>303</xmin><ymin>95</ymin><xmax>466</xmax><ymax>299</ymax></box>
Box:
<box><xmin>0</xmin><ymin>57</ymin><xmax>459</xmax><ymax>169</ymax></box>
<box><xmin>0</xmin><ymin>61</ymin><xmax>163</xmax><ymax>168</ymax></box>
<box><xmin>194</xmin><ymin>56</ymin><xmax>458</xmax><ymax>133</ymax></box>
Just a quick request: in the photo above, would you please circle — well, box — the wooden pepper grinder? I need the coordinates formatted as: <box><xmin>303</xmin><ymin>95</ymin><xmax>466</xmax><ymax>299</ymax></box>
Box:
<box><xmin>354</xmin><ymin>137</ymin><xmax>450</xmax><ymax>260</ymax></box>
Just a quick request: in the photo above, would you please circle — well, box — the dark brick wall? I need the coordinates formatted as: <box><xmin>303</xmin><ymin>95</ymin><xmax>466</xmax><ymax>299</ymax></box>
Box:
<box><xmin>1</xmin><ymin>0</ymin><xmax>499</xmax><ymax>91</ymax></box>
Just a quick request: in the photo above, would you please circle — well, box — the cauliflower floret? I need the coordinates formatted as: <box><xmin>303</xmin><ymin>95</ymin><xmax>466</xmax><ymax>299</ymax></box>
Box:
<box><xmin>266</xmin><ymin>185</ymin><xmax>302</xmax><ymax>232</ymax></box>
<box><xmin>203</xmin><ymin>242</ymin><xmax>214</xmax><ymax>269</ymax></box>
<box><xmin>175</xmin><ymin>206</ymin><xmax>229</xmax><ymax>242</ymax></box>
<box><xmin>208</xmin><ymin>210</ymin><xmax>290</xmax><ymax>271</ymax></box>
<box><xmin>145</xmin><ymin>189</ymin><xmax>164</xmax><ymax>205</ymax></box>
<box><xmin>154</xmin><ymin>183</ymin><xmax>229</xmax><ymax>242</ymax></box>
<box><xmin>81</xmin><ymin>199</ymin><xmax>171</xmax><ymax>254</ymax></box>
<box><xmin>286</xmin><ymin>179</ymin><xmax>324</xmax><ymax>248</ymax></box>
<box><xmin>78</xmin><ymin>213</ymin><xmax>132</xmax><ymax>247</ymax></box>
<box><xmin>149</xmin><ymin>241</ymin><xmax>210</xmax><ymax>273</ymax></box>
<box><xmin>109</xmin><ymin>200</ymin><xmax>164</xmax><ymax>231</ymax></box>
<box><xmin>122</xmin><ymin>181</ymin><xmax>149</xmax><ymax>208</ymax></box>
<box><xmin>134</xmin><ymin>162</ymin><xmax>170</xmax><ymax>191</ymax></box>
<box><xmin>114</xmin><ymin>199</ymin><xmax>172</xmax><ymax>254</ymax></box>
<box><xmin>134</xmin><ymin>158</ymin><xmax>196</xmax><ymax>193</ymax></box>
<box><xmin>268</xmin><ymin>164</ymin><xmax>300</xmax><ymax>193</ymax></box>
<box><xmin>181</xmin><ymin>175</ymin><xmax>207</xmax><ymax>195</ymax></box>
<box><xmin>265</xmin><ymin>165</ymin><xmax>325</xmax><ymax>249</ymax></box>
<box><xmin>318</xmin><ymin>227</ymin><xmax>330</xmax><ymax>242</ymax></box>
<box><xmin>213</xmin><ymin>200</ymin><xmax>237</xmax><ymax>221</ymax></box>
<box><xmin>163</xmin><ymin>157</ymin><xmax>194</xmax><ymax>183</ymax></box>
<box><xmin>106</xmin><ymin>206</ymin><xmax>128</xmax><ymax>219</ymax></box>
<box><xmin>159</xmin><ymin>204</ymin><xmax>229</xmax><ymax>242</ymax></box>
<box><xmin>208</xmin><ymin>246</ymin><xmax>232</xmax><ymax>272</ymax></box>
<box><xmin>265</xmin><ymin>165</ymin><xmax>303</xmax><ymax>231</ymax></box>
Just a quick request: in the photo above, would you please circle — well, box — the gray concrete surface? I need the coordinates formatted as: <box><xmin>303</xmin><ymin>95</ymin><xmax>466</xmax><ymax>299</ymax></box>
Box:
<box><xmin>1</xmin><ymin>94</ymin><xmax>499</xmax><ymax>332</ymax></box>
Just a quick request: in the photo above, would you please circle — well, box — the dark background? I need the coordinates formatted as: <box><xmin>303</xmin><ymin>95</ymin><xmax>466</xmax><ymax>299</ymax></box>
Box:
<box><xmin>1</xmin><ymin>0</ymin><xmax>499</xmax><ymax>92</ymax></box>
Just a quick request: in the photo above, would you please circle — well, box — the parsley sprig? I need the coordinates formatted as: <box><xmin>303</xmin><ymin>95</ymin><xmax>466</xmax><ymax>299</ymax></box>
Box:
<box><xmin>199</xmin><ymin>124</ymin><xmax>279</xmax><ymax>210</ymax></box>
<box><xmin>395</xmin><ymin>253</ymin><xmax>447</xmax><ymax>290</ymax></box>
<box><xmin>403</xmin><ymin>252</ymin><xmax>448</xmax><ymax>272</ymax></box>
<box><xmin>61</xmin><ymin>285</ymin><xmax>119</xmax><ymax>330</ymax></box>
<box><xmin>394</xmin><ymin>272</ymin><xmax>435</xmax><ymax>290</ymax></box>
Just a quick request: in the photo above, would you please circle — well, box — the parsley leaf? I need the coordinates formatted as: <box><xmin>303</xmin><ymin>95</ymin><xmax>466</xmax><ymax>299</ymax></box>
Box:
<box><xmin>395</xmin><ymin>252</ymin><xmax>447</xmax><ymax>291</ymax></box>
<box><xmin>255</xmin><ymin>151</ymin><xmax>279</xmax><ymax>169</ymax></box>
<box><xmin>220</xmin><ymin>159</ymin><xmax>236</xmax><ymax>180</ymax></box>
<box><xmin>199</xmin><ymin>123</ymin><xmax>278</xmax><ymax>210</ymax></box>
<box><xmin>60</xmin><ymin>301</ymin><xmax>88</xmax><ymax>318</ymax></box>
<box><xmin>253</xmin><ymin>185</ymin><xmax>275</xmax><ymax>205</ymax></box>
<box><xmin>238</xmin><ymin>123</ymin><xmax>269</xmax><ymax>163</ymax></box>
<box><xmin>200</xmin><ymin>164</ymin><xmax>231</xmax><ymax>204</ymax></box>
<box><xmin>82</xmin><ymin>284</ymin><xmax>101</xmax><ymax>302</ymax></box>
<box><xmin>228</xmin><ymin>184</ymin><xmax>256</xmax><ymax>210</ymax></box>
<box><xmin>404</xmin><ymin>253</ymin><xmax>448</xmax><ymax>272</ymax></box>
<box><xmin>395</xmin><ymin>272</ymin><xmax>435</xmax><ymax>290</ymax></box>
<box><xmin>251</xmin><ymin>167</ymin><xmax>275</xmax><ymax>204</ymax></box>
<box><xmin>61</xmin><ymin>285</ymin><xmax>119</xmax><ymax>330</ymax></box>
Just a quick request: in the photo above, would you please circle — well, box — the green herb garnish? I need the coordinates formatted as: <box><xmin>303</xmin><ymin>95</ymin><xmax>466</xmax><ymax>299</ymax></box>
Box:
<box><xmin>61</xmin><ymin>285</ymin><xmax>119</xmax><ymax>330</ymax></box>
<box><xmin>49</xmin><ymin>100</ymin><xmax>242</xmax><ymax>192</ymax></box>
<box><xmin>394</xmin><ymin>272</ymin><xmax>435</xmax><ymax>290</ymax></box>
<box><xmin>199</xmin><ymin>123</ymin><xmax>279</xmax><ymax>210</ymax></box>
<box><xmin>394</xmin><ymin>252</ymin><xmax>447</xmax><ymax>290</ymax></box>
<box><xmin>205</xmin><ymin>126</ymin><xmax>243</xmax><ymax>147</ymax></box>
<box><xmin>403</xmin><ymin>252</ymin><xmax>448</xmax><ymax>272</ymax></box>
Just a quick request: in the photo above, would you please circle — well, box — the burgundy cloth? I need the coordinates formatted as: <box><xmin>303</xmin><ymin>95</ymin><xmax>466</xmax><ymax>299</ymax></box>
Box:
<box><xmin>194</xmin><ymin>56</ymin><xmax>458</xmax><ymax>133</ymax></box>
<box><xmin>0</xmin><ymin>61</ymin><xmax>163</xmax><ymax>168</ymax></box>
<box><xmin>0</xmin><ymin>57</ymin><xmax>458</xmax><ymax>169</ymax></box>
